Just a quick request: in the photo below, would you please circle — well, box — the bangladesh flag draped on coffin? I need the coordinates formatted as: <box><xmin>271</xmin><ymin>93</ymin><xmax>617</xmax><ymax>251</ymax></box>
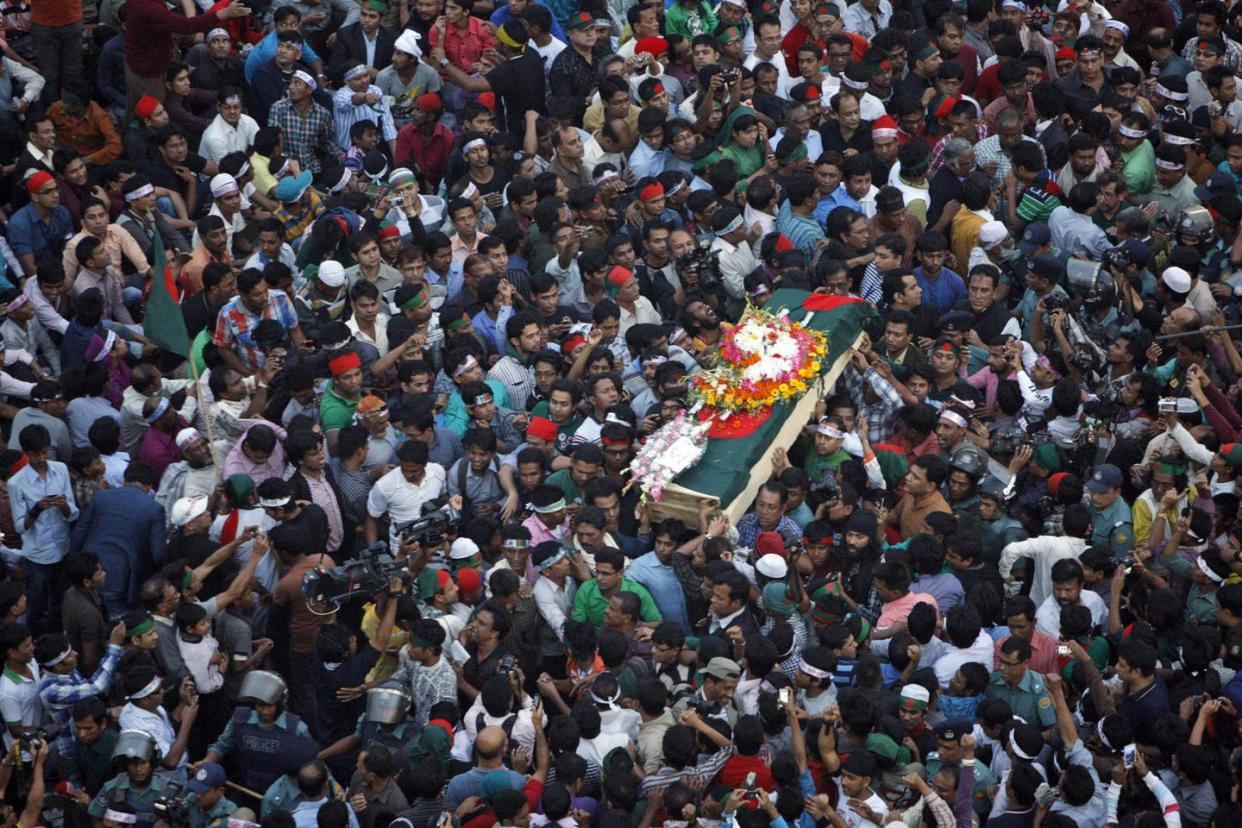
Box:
<box><xmin>653</xmin><ymin>288</ymin><xmax>877</xmax><ymax>522</ymax></box>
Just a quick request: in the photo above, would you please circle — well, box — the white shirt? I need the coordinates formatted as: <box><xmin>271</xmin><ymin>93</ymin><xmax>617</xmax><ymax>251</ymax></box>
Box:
<box><xmin>744</xmin><ymin>50</ymin><xmax>795</xmax><ymax>99</ymax></box>
<box><xmin>366</xmin><ymin>463</ymin><xmax>447</xmax><ymax>549</ymax></box>
<box><xmin>119</xmin><ymin>702</ymin><xmax>184</xmax><ymax>769</ymax></box>
<box><xmin>617</xmin><ymin>296</ymin><xmax>661</xmax><ymax>337</ymax></box>
<box><xmin>200</xmin><ymin>113</ymin><xmax>260</xmax><ymax>163</ymax></box>
<box><xmin>0</xmin><ymin>663</ymin><xmax>40</xmax><ymax>751</ymax></box>
<box><xmin>530</xmin><ymin>37</ymin><xmax>567</xmax><ymax>77</ymax></box>
<box><xmin>710</xmin><ymin>235</ymin><xmax>761</xmax><ymax>300</ymax></box>
<box><xmin>533</xmin><ymin>574</ymin><xmax>577</xmax><ymax>641</ymax></box>
<box><xmin>841</xmin><ymin>0</ymin><xmax>892</xmax><ymax>38</ymax></box>
<box><xmin>1036</xmin><ymin>591</ymin><xmax>1107</xmax><ymax>637</ymax></box>
<box><xmin>769</xmin><ymin>128</ymin><xmax>823</xmax><ymax>160</ymax></box>
<box><xmin>833</xmin><ymin>788</ymin><xmax>888</xmax><ymax>828</ymax></box>
<box><xmin>998</xmin><ymin>535</ymin><xmax>1088</xmax><ymax>609</ymax></box>
<box><xmin>744</xmin><ymin>204</ymin><xmax>775</xmax><ymax>257</ymax></box>
<box><xmin>583</xmin><ymin>133</ymin><xmax>625</xmax><ymax>178</ymax></box>
<box><xmin>932</xmin><ymin>630</ymin><xmax>996</xmax><ymax>689</ymax></box>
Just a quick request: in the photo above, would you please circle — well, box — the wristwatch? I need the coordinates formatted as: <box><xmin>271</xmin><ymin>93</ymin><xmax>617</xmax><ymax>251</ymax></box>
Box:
<box><xmin>439</xmin><ymin>57</ymin><xmax>450</xmax><ymax>67</ymax></box>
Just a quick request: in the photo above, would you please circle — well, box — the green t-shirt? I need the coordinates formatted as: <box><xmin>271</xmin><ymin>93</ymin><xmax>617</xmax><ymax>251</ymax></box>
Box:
<box><xmin>320</xmin><ymin>379</ymin><xmax>359</xmax><ymax>432</ymax></box>
<box><xmin>571</xmin><ymin>577</ymin><xmax>663</xmax><ymax>628</ymax></box>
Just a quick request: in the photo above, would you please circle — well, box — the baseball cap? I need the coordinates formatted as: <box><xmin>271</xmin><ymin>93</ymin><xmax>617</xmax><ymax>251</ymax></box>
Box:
<box><xmin>1085</xmin><ymin>464</ymin><xmax>1122</xmax><ymax>493</ymax></box>
<box><xmin>1017</xmin><ymin>222</ymin><xmax>1051</xmax><ymax>256</ymax></box>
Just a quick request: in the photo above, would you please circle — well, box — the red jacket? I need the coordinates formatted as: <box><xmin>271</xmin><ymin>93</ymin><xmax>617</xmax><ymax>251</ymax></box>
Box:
<box><xmin>123</xmin><ymin>0</ymin><xmax>221</xmax><ymax>77</ymax></box>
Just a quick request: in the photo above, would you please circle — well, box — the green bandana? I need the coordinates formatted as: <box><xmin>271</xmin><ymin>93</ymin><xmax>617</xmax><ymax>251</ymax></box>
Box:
<box><xmin>1033</xmin><ymin>443</ymin><xmax>1062</xmax><ymax>473</ymax></box>
<box><xmin>400</xmin><ymin>292</ymin><xmax>426</xmax><ymax>311</ymax></box>
<box><xmin>451</xmin><ymin>554</ymin><xmax>481</xmax><ymax>571</ymax></box>
<box><xmin>127</xmin><ymin>617</ymin><xmax>154</xmax><ymax>637</ymax></box>
<box><xmin>446</xmin><ymin>314</ymin><xmax>469</xmax><ymax>331</ymax></box>
<box><xmin>226</xmin><ymin>474</ymin><xmax>254</xmax><ymax>501</ymax></box>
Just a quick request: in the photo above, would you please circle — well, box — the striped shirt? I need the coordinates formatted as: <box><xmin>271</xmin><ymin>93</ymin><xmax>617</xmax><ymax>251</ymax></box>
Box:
<box><xmin>775</xmin><ymin>201</ymin><xmax>825</xmax><ymax>261</ymax></box>
<box><xmin>1016</xmin><ymin>171</ymin><xmax>1064</xmax><ymax>225</ymax></box>
<box><xmin>331</xmin><ymin>85</ymin><xmax>398</xmax><ymax>148</ymax></box>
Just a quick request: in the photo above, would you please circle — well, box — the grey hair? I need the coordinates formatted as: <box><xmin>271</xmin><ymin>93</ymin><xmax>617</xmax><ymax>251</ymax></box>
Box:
<box><xmin>942</xmin><ymin>137</ymin><xmax>973</xmax><ymax>163</ymax></box>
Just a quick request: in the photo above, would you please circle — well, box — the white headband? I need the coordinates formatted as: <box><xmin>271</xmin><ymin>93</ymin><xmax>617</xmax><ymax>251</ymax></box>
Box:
<box><xmin>718</xmin><ymin>213</ymin><xmax>745</xmax><ymax>236</ymax></box>
<box><xmin>816</xmin><ymin>423</ymin><xmax>846</xmax><ymax>439</ymax></box>
<box><xmin>589</xmin><ymin>686</ymin><xmax>621</xmax><ymax>707</ymax></box>
<box><xmin>1001</xmin><ymin>0</ymin><xmax>1026</xmax><ymax>9</ymax></box>
<box><xmin>7</xmin><ymin>294</ymin><xmax>29</xmax><ymax>313</ymax></box>
<box><xmin>463</xmin><ymin>138</ymin><xmax>487</xmax><ymax>154</ymax></box>
<box><xmin>872</xmin><ymin>126</ymin><xmax>899</xmax><ymax>139</ymax></box>
<box><xmin>259</xmin><ymin>495</ymin><xmax>292</xmax><ymax>509</ymax></box>
<box><xmin>125</xmin><ymin>183</ymin><xmax>155</xmax><ymax>202</ymax></box>
<box><xmin>1155</xmin><ymin>84</ymin><xmax>1187</xmax><ymax>101</ymax></box>
<box><xmin>1096</xmin><ymin>718</ymin><xmax>1115</xmax><ymax>751</ymax></box>
<box><xmin>798</xmin><ymin>659</ymin><xmax>833</xmax><ymax>680</ymax></box>
<box><xmin>537</xmin><ymin>548</ymin><xmax>568</xmax><ymax>570</ymax></box>
<box><xmin>1118</xmin><ymin>125</ymin><xmax>1147</xmax><ymax>138</ymax></box>
<box><xmin>345</xmin><ymin>65</ymin><xmax>370</xmax><ymax>81</ymax></box>
<box><xmin>842</xmin><ymin>76</ymin><xmax>869</xmax><ymax>91</ymax></box>
<box><xmin>1198</xmin><ymin>555</ymin><xmax>1225</xmax><ymax>584</ymax></box>
<box><xmin>1163</xmin><ymin>133</ymin><xmax>1196</xmax><ymax>145</ymax></box>
<box><xmin>1155</xmin><ymin>158</ymin><xmax>1184</xmax><ymax>170</ymax></box>
<box><xmin>1008</xmin><ymin>729</ymin><xmax>1038</xmax><ymax>760</ymax></box>
<box><xmin>532</xmin><ymin>498</ymin><xmax>566</xmax><ymax>514</ymax></box>
<box><xmin>595</xmin><ymin>169</ymin><xmax>619</xmax><ymax>184</ymax></box>
<box><xmin>105</xmin><ymin>811</ymin><xmax>139</xmax><ymax>825</ymax></box>
<box><xmin>127</xmin><ymin>675</ymin><xmax>162</xmax><ymax>701</ymax></box>
<box><xmin>43</xmin><ymin>645</ymin><xmax>72</xmax><ymax>666</ymax></box>
<box><xmin>452</xmin><ymin>354</ymin><xmax>479</xmax><ymax>378</ymax></box>
<box><xmin>94</xmin><ymin>331</ymin><xmax>117</xmax><ymax>361</ymax></box>
<box><xmin>292</xmin><ymin>69</ymin><xmax>317</xmax><ymax>90</ymax></box>
<box><xmin>1104</xmin><ymin>19</ymin><xmax>1129</xmax><ymax>35</ymax></box>
<box><xmin>940</xmin><ymin>410</ymin><xmax>968</xmax><ymax>428</ymax></box>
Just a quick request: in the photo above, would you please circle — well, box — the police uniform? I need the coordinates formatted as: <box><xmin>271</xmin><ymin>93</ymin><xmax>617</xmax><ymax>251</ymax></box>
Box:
<box><xmin>1086</xmin><ymin>465</ymin><xmax>1132</xmax><ymax>556</ymax></box>
<box><xmin>353</xmin><ymin>715</ymin><xmax>419</xmax><ymax>764</ymax></box>
<box><xmin>207</xmin><ymin>708</ymin><xmax>313</xmax><ymax>794</ymax></box>
<box><xmin>925</xmin><ymin>722</ymin><xmax>996</xmax><ymax>817</ymax></box>
<box><xmin>88</xmin><ymin>772</ymin><xmax>173</xmax><ymax>828</ymax></box>
<box><xmin>190</xmin><ymin>794</ymin><xmax>237</xmax><ymax>828</ymax></box>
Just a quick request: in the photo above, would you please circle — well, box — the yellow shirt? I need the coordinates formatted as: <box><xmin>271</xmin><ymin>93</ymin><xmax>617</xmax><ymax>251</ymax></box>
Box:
<box><xmin>360</xmin><ymin>602</ymin><xmax>408</xmax><ymax>682</ymax></box>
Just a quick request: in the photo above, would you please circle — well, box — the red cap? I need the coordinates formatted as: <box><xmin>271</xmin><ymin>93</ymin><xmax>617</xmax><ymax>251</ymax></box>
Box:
<box><xmin>1048</xmin><ymin>471</ymin><xmax>1068</xmax><ymax>498</ymax></box>
<box><xmin>377</xmin><ymin>225</ymin><xmax>401</xmax><ymax>240</ymax></box>
<box><xmin>639</xmin><ymin>182</ymin><xmax>664</xmax><ymax>201</ymax></box>
<box><xmin>635</xmin><ymin>36</ymin><xmax>669</xmax><ymax>56</ymax></box>
<box><xmin>26</xmin><ymin>171</ymin><xmax>54</xmax><ymax>195</ymax></box>
<box><xmin>478</xmin><ymin>91</ymin><xmax>496</xmax><ymax>112</ymax></box>
<box><xmin>456</xmin><ymin>568</ymin><xmax>482</xmax><ymax>593</ymax></box>
<box><xmin>416</xmin><ymin>92</ymin><xmax>443</xmax><ymax>111</ymax></box>
<box><xmin>756</xmin><ymin>531</ymin><xmax>787</xmax><ymax>559</ymax></box>
<box><xmin>563</xmin><ymin>334</ymin><xmax>586</xmax><ymax>354</ymax></box>
<box><xmin>527</xmin><ymin>415</ymin><xmax>558</xmax><ymax>443</ymax></box>
<box><xmin>135</xmin><ymin>94</ymin><xmax>160</xmax><ymax>120</ymax></box>
<box><xmin>799</xmin><ymin>84</ymin><xmax>820</xmax><ymax>101</ymax></box>
<box><xmin>436</xmin><ymin>569</ymin><xmax>452</xmax><ymax>592</ymax></box>
<box><xmin>329</xmin><ymin>352</ymin><xmax>362</xmax><ymax>377</ymax></box>
<box><xmin>933</xmin><ymin>95</ymin><xmax>960</xmax><ymax>120</ymax></box>
<box><xmin>872</xmin><ymin>114</ymin><xmax>899</xmax><ymax>137</ymax></box>
<box><xmin>607</xmin><ymin>266</ymin><xmax>634</xmax><ymax>288</ymax></box>
<box><xmin>1055</xmin><ymin>47</ymin><xmax>1077</xmax><ymax>60</ymax></box>
<box><xmin>774</xmin><ymin>234</ymin><xmax>794</xmax><ymax>253</ymax></box>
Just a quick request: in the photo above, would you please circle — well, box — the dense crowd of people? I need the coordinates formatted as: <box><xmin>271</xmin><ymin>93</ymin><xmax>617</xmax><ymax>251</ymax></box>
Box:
<box><xmin>8</xmin><ymin>0</ymin><xmax>1242</xmax><ymax>826</ymax></box>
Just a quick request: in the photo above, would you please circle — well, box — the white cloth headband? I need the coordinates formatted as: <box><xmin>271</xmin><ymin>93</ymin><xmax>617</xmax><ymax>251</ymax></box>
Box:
<box><xmin>128</xmin><ymin>675</ymin><xmax>162</xmax><ymax>701</ymax></box>
<box><xmin>1155</xmin><ymin>84</ymin><xmax>1187</xmax><ymax>101</ymax></box>
<box><xmin>293</xmin><ymin>69</ymin><xmax>317</xmax><ymax>90</ymax></box>
<box><xmin>502</xmin><ymin>540</ymin><xmax>529</xmax><ymax>549</ymax></box>
<box><xmin>222</xmin><ymin>93</ymin><xmax>243</xmax><ymax>106</ymax></box>
<box><xmin>105</xmin><ymin>811</ymin><xmax>139</xmax><ymax>825</ymax></box>
<box><xmin>6</xmin><ymin>294</ymin><xmax>29</xmax><ymax>312</ymax></box>
<box><xmin>260</xmin><ymin>496</ymin><xmax>292</xmax><ymax>508</ymax></box>
<box><xmin>940</xmin><ymin>410</ymin><xmax>968</xmax><ymax>428</ymax></box>
<box><xmin>125</xmin><ymin>183</ymin><xmax>154</xmax><ymax>202</ymax></box>
<box><xmin>1155</xmin><ymin>158</ymin><xmax>1184</xmax><ymax>170</ymax></box>
<box><xmin>589</xmin><ymin>686</ymin><xmax>621</xmax><ymax>707</ymax></box>
<box><xmin>533</xmin><ymin>498</ymin><xmax>567</xmax><ymax>514</ymax></box>
<box><xmin>207</xmin><ymin>27</ymin><xmax>230</xmax><ymax>41</ymax></box>
<box><xmin>1096</xmin><ymin>718</ymin><xmax>1114</xmax><ymax>751</ymax></box>
<box><xmin>718</xmin><ymin>213</ymin><xmax>745</xmax><ymax>236</ymax></box>
<box><xmin>537</xmin><ymin>548</ymin><xmax>567</xmax><ymax>570</ymax></box>
<box><xmin>798</xmin><ymin>659</ymin><xmax>832</xmax><ymax>680</ymax></box>
<box><xmin>452</xmin><ymin>354</ymin><xmax>479</xmax><ymax>378</ymax></box>
<box><xmin>816</xmin><ymin>423</ymin><xmax>846</xmax><ymax>439</ymax></box>
<box><xmin>145</xmin><ymin>397</ymin><xmax>170</xmax><ymax>424</ymax></box>
<box><xmin>94</xmin><ymin>331</ymin><xmax>117</xmax><ymax>361</ymax></box>
<box><xmin>1009</xmin><ymin>728</ymin><xmax>1038</xmax><ymax>760</ymax></box>
<box><xmin>595</xmin><ymin>169</ymin><xmax>619</xmax><ymax>184</ymax></box>
<box><xmin>1104</xmin><ymin>19</ymin><xmax>1129</xmax><ymax>35</ymax></box>
<box><xmin>1118</xmin><ymin>125</ymin><xmax>1147</xmax><ymax>138</ymax></box>
<box><xmin>872</xmin><ymin>126</ymin><xmax>898</xmax><ymax>138</ymax></box>
<box><xmin>345</xmin><ymin>65</ymin><xmax>370</xmax><ymax>81</ymax></box>
<box><xmin>44</xmin><ymin>645</ymin><xmax>72</xmax><ymax>666</ymax></box>
<box><xmin>1001</xmin><ymin>0</ymin><xmax>1026</xmax><ymax>9</ymax></box>
<box><xmin>1198</xmin><ymin>555</ymin><xmax>1225</xmax><ymax>584</ymax></box>
<box><xmin>463</xmin><ymin>138</ymin><xmax>487</xmax><ymax>154</ymax></box>
<box><xmin>842</xmin><ymin>76</ymin><xmax>868</xmax><ymax>90</ymax></box>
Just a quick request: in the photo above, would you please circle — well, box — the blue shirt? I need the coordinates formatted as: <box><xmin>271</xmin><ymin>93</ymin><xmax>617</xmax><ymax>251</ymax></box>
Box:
<box><xmin>815</xmin><ymin>187</ymin><xmax>861</xmax><ymax>226</ymax></box>
<box><xmin>776</xmin><ymin>201</ymin><xmax>825</xmax><ymax>260</ymax></box>
<box><xmin>7</xmin><ymin>203</ymin><xmax>74</xmax><ymax>270</ymax></box>
<box><xmin>626</xmin><ymin>550</ymin><xmax>691</xmax><ymax>632</ymax></box>
<box><xmin>490</xmin><ymin>1</ymin><xmax>566</xmax><ymax>40</ymax></box>
<box><xmin>444</xmin><ymin>768</ymin><xmax>524</xmax><ymax>809</ymax></box>
<box><xmin>244</xmin><ymin>30</ymin><xmax>324</xmax><ymax>83</ymax></box>
<box><xmin>292</xmin><ymin>799</ymin><xmax>359</xmax><ymax>828</ymax></box>
<box><xmin>66</xmin><ymin>396</ymin><xmax>121</xmax><ymax>449</ymax></box>
<box><xmin>913</xmin><ymin>265</ymin><xmax>966</xmax><ymax>313</ymax></box>
<box><xmin>9</xmin><ymin>460</ymin><xmax>79</xmax><ymax>564</ymax></box>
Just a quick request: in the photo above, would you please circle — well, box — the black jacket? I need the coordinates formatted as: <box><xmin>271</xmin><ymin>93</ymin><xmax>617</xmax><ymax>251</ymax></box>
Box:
<box><xmin>288</xmin><ymin>466</ymin><xmax>355</xmax><ymax>556</ymax></box>
<box><xmin>327</xmin><ymin>23</ymin><xmax>398</xmax><ymax>84</ymax></box>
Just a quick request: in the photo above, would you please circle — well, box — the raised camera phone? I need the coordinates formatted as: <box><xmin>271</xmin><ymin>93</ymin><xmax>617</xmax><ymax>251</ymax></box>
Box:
<box><xmin>1123</xmin><ymin>744</ymin><xmax>1137</xmax><ymax>768</ymax></box>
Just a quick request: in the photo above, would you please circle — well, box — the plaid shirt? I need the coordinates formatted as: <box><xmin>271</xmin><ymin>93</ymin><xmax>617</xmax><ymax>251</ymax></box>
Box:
<box><xmin>328</xmin><ymin>457</ymin><xmax>373</xmax><ymax>526</ymax></box>
<box><xmin>268</xmin><ymin>98</ymin><xmax>342</xmax><ymax>174</ymax></box>
<box><xmin>39</xmin><ymin>643</ymin><xmax>122</xmax><ymax>759</ymax></box>
<box><xmin>736</xmin><ymin>512</ymin><xmax>802</xmax><ymax>550</ymax></box>
<box><xmin>273</xmin><ymin>190</ymin><xmax>326</xmax><ymax>247</ymax></box>
<box><xmin>844</xmin><ymin>366</ymin><xmax>903</xmax><ymax>445</ymax></box>
<box><xmin>929</xmin><ymin>122</ymin><xmax>991</xmax><ymax>178</ymax></box>
<box><xmin>213</xmin><ymin>291</ymin><xmax>300</xmax><ymax>372</ymax></box>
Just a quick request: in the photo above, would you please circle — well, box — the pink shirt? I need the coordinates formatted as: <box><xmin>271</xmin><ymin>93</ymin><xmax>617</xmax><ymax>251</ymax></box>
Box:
<box><xmin>995</xmin><ymin>630</ymin><xmax>1060</xmax><ymax>675</ymax></box>
<box><xmin>878</xmin><ymin>591</ymin><xmax>940</xmax><ymax>632</ymax></box>
<box><xmin>965</xmin><ymin>366</ymin><xmax>1016</xmax><ymax>408</ymax></box>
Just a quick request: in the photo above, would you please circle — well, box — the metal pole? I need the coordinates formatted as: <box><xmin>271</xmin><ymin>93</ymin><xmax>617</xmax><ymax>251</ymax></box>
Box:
<box><xmin>1156</xmin><ymin>324</ymin><xmax>1242</xmax><ymax>341</ymax></box>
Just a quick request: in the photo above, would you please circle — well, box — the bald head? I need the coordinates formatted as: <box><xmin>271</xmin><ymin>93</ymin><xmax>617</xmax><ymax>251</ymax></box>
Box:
<box><xmin>477</xmin><ymin>726</ymin><xmax>508</xmax><ymax>762</ymax></box>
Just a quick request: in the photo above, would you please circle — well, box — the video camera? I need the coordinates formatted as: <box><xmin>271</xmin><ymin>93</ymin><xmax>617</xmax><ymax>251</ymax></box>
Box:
<box><xmin>152</xmin><ymin>782</ymin><xmax>192</xmax><ymax>827</ymax></box>
<box><xmin>302</xmin><ymin>541</ymin><xmax>415</xmax><ymax>607</ymax></box>
<box><xmin>17</xmin><ymin>723</ymin><xmax>59</xmax><ymax>752</ymax></box>
<box><xmin>675</xmin><ymin>237</ymin><xmax>724</xmax><ymax>293</ymax></box>
<box><xmin>394</xmin><ymin>504</ymin><xmax>455</xmax><ymax>547</ymax></box>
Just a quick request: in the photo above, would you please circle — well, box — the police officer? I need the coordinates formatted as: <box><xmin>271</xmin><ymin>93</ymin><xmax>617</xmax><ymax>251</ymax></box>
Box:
<box><xmin>199</xmin><ymin>671</ymin><xmax>313</xmax><ymax>795</ymax></box>
<box><xmin>944</xmin><ymin>452</ymin><xmax>984</xmax><ymax>520</ymax></box>
<box><xmin>1086</xmin><ymin>463</ymin><xmax>1133</xmax><ymax>557</ymax></box>
<box><xmin>318</xmin><ymin>684</ymin><xmax>418</xmax><ymax>783</ymax></box>
<box><xmin>88</xmin><ymin>732</ymin><xmax>173</xmax><ymax>828</ymax></box>
<box><xmin>185</xmin><ymin>763</ymin><xmax>237</xmax><ymax>828</ymax></box>
<box><xmin>978</xmin><ymin>477</ymin><xmax>1028</xmax><ymax>565</ymax></box>
<box><xmin>924</xmin><ymin>720</ymin><xmax>997</xmax><ymax>818</ymax></box>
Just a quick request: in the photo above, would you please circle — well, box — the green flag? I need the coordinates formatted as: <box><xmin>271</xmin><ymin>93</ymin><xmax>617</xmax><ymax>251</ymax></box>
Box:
<box><xmin>143</xmin><ymin>225</ymin><xmax>191</xmax><ymax>358</ymax></box>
